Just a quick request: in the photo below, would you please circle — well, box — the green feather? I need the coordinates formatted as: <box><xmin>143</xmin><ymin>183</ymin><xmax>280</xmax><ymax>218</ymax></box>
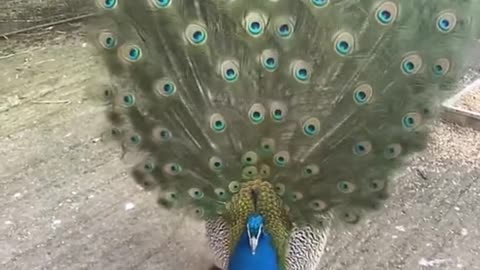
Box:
<box><xmin>89</xmin><ymin>0</ymin><xmax>480</xmax><ymax>233</ymax></box>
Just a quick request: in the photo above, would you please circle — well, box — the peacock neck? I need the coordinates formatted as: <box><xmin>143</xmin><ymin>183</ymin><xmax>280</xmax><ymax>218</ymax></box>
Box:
<box><xmin>228</xmin><ymin>214</ymin><xmax>281</xmax><ymax>270</ymax></box>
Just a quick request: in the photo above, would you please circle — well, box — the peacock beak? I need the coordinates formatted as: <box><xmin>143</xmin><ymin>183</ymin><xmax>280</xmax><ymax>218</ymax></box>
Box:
<box><xmin>247</xmin><ymin>223</ymin><xmax>262</xmax><ymax>255</ymax></box>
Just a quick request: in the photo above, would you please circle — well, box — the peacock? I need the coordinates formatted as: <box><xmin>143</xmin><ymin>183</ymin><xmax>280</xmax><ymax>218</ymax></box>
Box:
<box><xmin>87</xmin><ymin>0</ymin><xmax>480</xmax><ymax>269</ymax></box>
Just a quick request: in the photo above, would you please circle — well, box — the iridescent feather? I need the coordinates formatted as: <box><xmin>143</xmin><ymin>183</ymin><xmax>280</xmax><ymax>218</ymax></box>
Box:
<box><xmin>88</xmin><ymin>0</ymin><xmax>480</xmax><ymax>269</ymax></box>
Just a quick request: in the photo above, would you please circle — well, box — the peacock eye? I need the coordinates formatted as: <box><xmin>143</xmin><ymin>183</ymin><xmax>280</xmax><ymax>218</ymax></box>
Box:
<box><xmin>209</xmin><ymin>156</ymin><xmax>224</xmax><ymax>172</ymax></box>
<box><xmin>401</xmin><ymin>112</ymin><xmax>422</xmax><ymax>130</ymax></box>
<box><xmin>384</xmin><ymin>143</ymin><xmax>402</xmax><ymax>159</ymax></box>
<box><xmin>311</xmin><ymin>0</ymin><xmax>329</xmax><ymax>8</ymax></box>
<box><xmin>152</xmin><ymin>0</ymin><xmax>171</xmax><ymax>8</ymax></box>
<box><xmin>220</xmin><ymin>60</ymin><xmax>240</xmax><ymax>82</ymax></box>
<box><xmin>436</xmin><ymin>12</ymin><xmax>457</xmax><ymax>33</ymax></box>
<box><xmin>244</xmin><ymin>12</ymin><xmax>266</xmax><ymax>37</ymax></box>
<box><xmin>352</xmin><ymin>141</ymin><xmax>372</xmax><ymax>156</ymax></box>
<box><xmin>274</xmin><ymin>183</ymin><xmax>286</xmax><ymax>195</ymax></box>
<box><xmin>210</xmin><ymin>113</ymin><xmax>227</xmax><ymax>133</ymax></box>
<box><xmin>228</xmin><ymin>181</ymin><xmax>241</xmax><ymax>193</ymax></box>
<box><xmin>353</xmin><ymin>84</ymin><xmax>373</xmax><ymax>105</ymax></box>
<box><xmin>242</xmin><ymin>151</ymin><xmax>258</xmax><ymax>165</ymax></box>
<box><xmin>185</xmin><ymin>24</ymin><xmax>208</xmax><ymax>45</ymax></box>
<box><xmin>273</xmin><ymin>151</ymin><xmax>290</xmax><ymax>167</ymax></box>
<box><xmin>337</xmin><ymin>181</ymin><xmax>355</xmax><ymax>193</ymax></box>
<box><xmin>100</xmin><ymin>0</ymin><xmax>117</xmax><ymax>9</ymax></box>
<box><xmin>188</xmin><ymin>188</ymin><xmax>205</xmax><ymax>199</ymax></box>
<box><xmin>163</xmin><ymin>162</ymin><xmax>183</xmax><ymax>175</ymax></box>
<box><xmin>122</xmin><ymin>94</ymin><xmax>135</xmax><ymax>107</ymax></box>
<box><xmin>400</xmin><ymin>54</ymin><xmax>422</xmax><ymax>75</ymax></box>
<box><xmin>291</xmin><ymin>60</ymin><xmax>312</xmax><ymax>83</ymax></box>
<box><xmin>375</xmin><ymin>2</ymin><xmax>398</xmax><ymax>25</ymax></box>
<box><xmin>334</xmin><ymin>32</ymin><xmax>355</xmax><ymax>56</ymax></box>
<box><xmin>242</xmin><ymin>166</ymin><xmax>258</xmax><ymax>179</ymax></box>
<box><xmin>302</xmin><ymin>117</ymin><xmax>321</xmax><ymax>137</ymax></box>
<box><xmin>432</xmin><ymin>58</ymin><xmax>450</xmax><ymax>76</ymax></box>
<box><xmin>248</xmin><ymin>104</ymin><xmax>266</xmax><ymax>125</ymax></box>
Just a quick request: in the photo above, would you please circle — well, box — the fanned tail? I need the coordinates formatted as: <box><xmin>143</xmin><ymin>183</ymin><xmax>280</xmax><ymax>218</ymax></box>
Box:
<box><xmin>88</xmin><ymin>0</ymin><xmax>480</xmax><ymax>229</ymax></box>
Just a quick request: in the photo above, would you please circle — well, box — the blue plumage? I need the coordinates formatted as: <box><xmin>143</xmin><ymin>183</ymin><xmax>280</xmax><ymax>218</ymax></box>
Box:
<box><xmin>229</xmin><ymin>215</ymin><xmax>280</xmax><ymax>270</ymax></box>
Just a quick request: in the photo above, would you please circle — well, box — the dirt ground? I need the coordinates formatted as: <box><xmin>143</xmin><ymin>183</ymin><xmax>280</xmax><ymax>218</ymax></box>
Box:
<box><xmin>456</xmin><ymin>86</ymin><xmax>480</xmax><ymax>114</ymax></box>
<box><xmin>1</xmin><ymin>22</ymin><xmax>480</xmax><ymax>270</ymax></box>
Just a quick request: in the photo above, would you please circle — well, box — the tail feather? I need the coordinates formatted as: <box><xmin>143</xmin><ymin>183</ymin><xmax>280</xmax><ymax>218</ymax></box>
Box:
<box><xmin>89</xmin><ymin>0</ymin><xmax>480</xmax><ymax>226</ymax></box>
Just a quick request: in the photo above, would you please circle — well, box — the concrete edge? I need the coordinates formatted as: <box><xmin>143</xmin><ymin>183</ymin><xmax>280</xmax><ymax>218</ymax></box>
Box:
<box><xmin>442</xmin><ymin>79</ymin><xmax>480</xmax><ymax>130</ymax></box>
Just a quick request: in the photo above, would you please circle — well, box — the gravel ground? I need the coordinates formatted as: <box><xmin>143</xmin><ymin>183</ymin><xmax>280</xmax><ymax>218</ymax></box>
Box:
<box><xmin>456</xmin><ymin>86</ymin><xmax>480</xmax><ymax>113</ymax></box>
<box><xmin>1</xmin><ymin>22</ymin><xmax>480</xmax><ymax>270</ymax></box>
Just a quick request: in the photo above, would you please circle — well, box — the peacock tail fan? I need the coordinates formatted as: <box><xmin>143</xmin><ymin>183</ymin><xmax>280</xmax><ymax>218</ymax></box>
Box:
<box><xmin>86</xmin><ymin>0</ymin><xmax>480</xmax><ymax>265</ymax></box>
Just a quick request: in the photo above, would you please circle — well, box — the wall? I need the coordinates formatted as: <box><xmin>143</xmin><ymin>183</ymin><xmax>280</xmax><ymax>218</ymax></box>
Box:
<box><xmin>0</xmin><ymin>0</ymin><xmax>94</xmax><ymax>35</ymax></box>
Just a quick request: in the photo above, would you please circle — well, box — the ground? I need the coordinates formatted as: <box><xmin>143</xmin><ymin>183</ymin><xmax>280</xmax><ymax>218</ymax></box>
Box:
<box><xmin>0</xmin><ymin>22</ymin><xmax>479</xmax><ymax>270</ymax></box>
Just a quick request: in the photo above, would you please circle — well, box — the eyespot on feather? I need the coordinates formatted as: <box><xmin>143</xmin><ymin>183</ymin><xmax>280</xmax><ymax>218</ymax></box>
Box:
<box><xmin>248</xmin><ymin>104</ymin><xmax>266</xmax><ymax>125</ymax></box>
<box><xmin>242</xmin><ymin>166</ymin><xmax>258</xmax><ymax>179</ymax></box>
<box><xmin>118</xmin><ymin>44</ymin><xmax>143</xmax><ymax>63</ymax></box>
<box><xmin>126</xmin><ymin>133</ymin><xmax>142</xmax><ymax>147</ymax></box>
<box><xmin>367</xmin><ymin>179</ymin><xmax>385</xmax><ymax>192</ymax></box>
<box><xmin>214</xmin><ymin>188</ymin><xmax>228</xmax><ymax>199</ymax></box>
<box><xmin>402</xmin><ymin>112</ymin><xmax>422</xmax><ymax>130</ymax></box>
<box><xmin>270</xmin><ymin>102</ymin><xmax>288</xmax><ymax>122</ymax></box>
<box><xmin>432</xmin><ymin>58</ymin><xmax>450</xmax><ymax>76</ymax></box>
<box><xmin>436</xmin><ymin>12</ymin><xmax>457</xmax><ymax>33</ymax></box>
<box><xmin>309</xmin><ymin>199</ymin><xmax>327</xmax><ymax>211</ymax></box>
<box><xmin>274</xmin><ymin>183</ymin><xmax>286</xmax><ymax>196</ymax></box>
<box><xmin>384</xmin><ymin>143</ymin><xmax>402</xmax><ymax>159</ymax></box>
<box><xmin>117</xmin><ymin>93</ymin><xmax>135</xmax><ymax>107</ymax></box>
<box><xmin>337</xmin><ymin>181</ymin><xmax>356</xmax><ymax>194</ymax></box>
<box><xmin>192</xmin><ymin>207</ymin><xmax>205</xmax><ymax>218</ymax></box>
<box><xmin>165</xmin><ymin>191</ymin><xmax>178</xmax><ymax>202</ymax></box>
<box><xmin>303</xmin><ymin>117</ymin><xmax>321</xmax><ymax>137</ymax></box>
<box><xmin>220</xmin><ymin>60</ymin><xmax>240</xmax><ymax>82</ymax></box>
<box><xmin>260</xmin><ymin>49</ymin><xmax>279</xmax><ymax>71</ymax></box>
<box><xmin>340</xmin><ymin>210</ymin><xmax>360</xmax><ymax>224</ymax></box>
<box><xmin>154</xmin><ymin>78</ymin><xmax>177</xmax><ymax>97</ymax></box>
<box><xmin>273</xmin><ymin>151</ymin><xmax>290</xmax><ymax>167</ymax></box>
<box><xmin>353</xmin><ymin>84</ymin><xmax>373</xmax><ymax>105</ymax></box>
<box><xmin>260</xmin><ymin>138</ymin><xmax>276</xmax><ymax>153</ymax></box>
<box><xmin>163</xmin><ymin>162</ymin><xmax>183</xmax><ymax>176</ymax></box>
<box><xmin>274</xmin><ymin>17</ymin><xmax>295</xmax><ymax>38</ymax></box>
<box><xmin>185</xmin><ymin>24</ymin><xmax>208</xmax><ymax>45</ymax></box>
<box><xmin>401</xmin><ymin>54</ymin><xmax>423</xmax><ymax>75</ymax></box>
<box><xmin>352</xmin><ymin>141</ymin><xmax>372</xmax><ymax>156</ymax></box>
<box><xmin>334</xmin><ymin>32</ymin><xmax>355</xmax><ymax>56</ymax></box>
<box><xmin>241</xmin><ymin>151</ymin><xmax>258</xmax><ymax>165</ymax></box>
<box><xmin>259</xmin><ymin>164</ymin><xmax>271</xmax><ymax>178</ymax></box>
<box><xmin>375</xmin><ymin>2</ymin><xmax>398</xmax><ymax>25</ymax></box>
<box><xmin>150</xmin><ymin>0</ymin><xmax>172</xmax><ymax>8</ymax></box>
<box><xmin>290</xmin><ymin>191</ymin><xmax>304</xmax><ymax>201</ymax></box>
<box><xmin>97</xmin><ymin>0</ymin><xmax>118</xmax><ymax>9</ymax></box>
<box><xmin>209</xmin><ymin>156</ymin><xmax>224</xmax><ymax>172</ymax></box>
<box><xmin>98</xmin><ymin>31</ymin><xmax>118</xmax><ymax>49</ymax></box>
<box><xmin>152</xmin><ymin>126</ymin><xmax>172</xmax><ymax>142</ymax></box>
<box><xmin>209</xmin><ymin>113</ymin><xmax>227</xmax><ymax>133</ymax></box>
<box><xmin>228</xmin><ymin>181</ymin><xmax>241</xmax><ymax>193</ymax></box>
<box><xmin>303</xmin><ymin>164</ymin><xmax>319</xmax><ymax>177</ymax></box>
<box><xmin>244</xmin><ymin>12</ymin><xmax>266</xmax><ymax>37</ymax></box>
<box><xmin>291</xmin><ymin>60</ymin><xmax>312</xmax><ymax>83</ymax></box>
<box><xmin>188</xmin><ymin>188</ymin><xmax>204</xmax><ymax>200</ymax></box>
<box><xmin>310</xmin><ymin>0</ymin><xmax>329</xmax><ymax>8</ymax></box>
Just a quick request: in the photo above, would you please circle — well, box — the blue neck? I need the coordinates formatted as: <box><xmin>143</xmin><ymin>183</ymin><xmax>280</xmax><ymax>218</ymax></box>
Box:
<box><xmin>228</xmin><ymin>222</ymin><xmax>280</xmax><ymax>270</ymax></box>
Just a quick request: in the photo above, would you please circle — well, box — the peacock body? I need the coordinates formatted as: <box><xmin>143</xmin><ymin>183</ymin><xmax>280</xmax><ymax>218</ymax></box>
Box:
<box><xmin>88</xmin><ymin>0</ymin><xmax>480</xmax><ymax>269</ymax></box>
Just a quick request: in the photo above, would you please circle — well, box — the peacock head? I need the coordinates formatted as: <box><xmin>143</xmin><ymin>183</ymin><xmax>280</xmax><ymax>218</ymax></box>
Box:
<box><xmin>246</xmin><ymin>213</ymin><xmax>264</xmax><ymax>255</ymax></box>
